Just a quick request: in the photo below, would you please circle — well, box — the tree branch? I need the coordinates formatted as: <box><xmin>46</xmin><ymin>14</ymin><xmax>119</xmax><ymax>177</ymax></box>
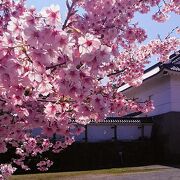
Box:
<box><xmin>46</xmin><ymin>62</ymin><xmax>66</xmax><ymax>70</ymax></box>
<box><xmin>62</xmin><ymin>0</ymin><xmax>77</xmax><ymax>30</ymax></box>
<box><xmin>165</xmin><ymin>26</ymin><xmax>178</xmax><ymax>39</ymax></box>
<box><xmin>0</xmin><ymin>98</ymin><xmax>6</xmax><ymax>103</ymax></box>
<box><xmin>98</xmin><ymin>69</ymin><xmax>125</xmax><ymax>81</ymax></box>
<box><xmin>22</xmin><ymin>47</ymin><xmax>33</xmax><ymax>63</ymax></box>
<box><xmin>37</xmin><ymin>98</ymin><xmax>76</xmax><ymax>104</ymax></box>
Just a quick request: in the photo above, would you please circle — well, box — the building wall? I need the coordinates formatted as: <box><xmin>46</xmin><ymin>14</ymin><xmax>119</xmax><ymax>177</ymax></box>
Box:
<box><xmin>117</xmin><ymin>126</ymin><xmax>141</xmax><ymax>140</ymax></box>
<box><xmin>75</xmin><ymin>124</ymin><xmax>152</xmax><ymax>142</ymax></box>
<box><xmin>87</xmin><ymin>125</ymin><xmax>114</xmax><ymax>142</ymax></box>
<box><xmin>124</xmin><ymin>71</ymin><xmax>180</xmax><ymax>162</ymax></box>
<box><xmin>124</xmin><ymin>73</ymin><xmax>172</xmax><ymax>116</ymax></box>
<box><xmin>170</xmin><ymin>75</ymin><xmax>180</xmax><ymax>112</ymax></box>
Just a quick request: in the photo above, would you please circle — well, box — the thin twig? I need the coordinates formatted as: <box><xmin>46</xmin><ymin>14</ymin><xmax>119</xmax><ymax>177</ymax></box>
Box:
<box><xmin>165</xmin><ymin>26</ymin><xmax>178</xmax><ymax>39</ymax></box>
<box><xmin>157</xmin><ymin>34</ymin><xmax>162</xmax><ymax>42</ymax></box>
<box><xmin>22</xmin><ymin>47</ymin><xmax>33</xmax><ymax>63</ymax></box>
<box><xmin>0</xmin><ymin>98</ymin><xmax>6</xmax><ymax>103</ymax></box>
<box><xmin>98</xmin><ymin>69</ymin><xmax>125</xmax><ymax>81</ymax></box>
<box><xmin>37</xmin><ymin>98</ymin><xmax>76</xmax><ymax>104</ymax></box>
<box><xmin>46</xmin><ymin>62</ymin><xmax>66</xmax><ymax>70</ymax></box>
<box><xmin>62</xmin><ymin>0</ymin><xmax>77</xmax><ymax>30</ymax></box>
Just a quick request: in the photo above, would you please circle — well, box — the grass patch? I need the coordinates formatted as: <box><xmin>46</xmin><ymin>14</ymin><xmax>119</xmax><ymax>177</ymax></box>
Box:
<box><xmin>11</xmin><ymin>166</ymin><xmax>168</xmax><ymax>180</ymax></box>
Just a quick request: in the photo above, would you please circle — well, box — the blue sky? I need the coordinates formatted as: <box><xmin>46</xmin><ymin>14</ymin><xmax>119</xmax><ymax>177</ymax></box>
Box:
<box><xmin>26</xmin><ymin>0</ymin><xmax>67</xmax><ymax>20</ymax></box>
<box><xmin>26</xmin><ymin>0</ymin><xmax>179</xmax><ymax>66</ymax></box>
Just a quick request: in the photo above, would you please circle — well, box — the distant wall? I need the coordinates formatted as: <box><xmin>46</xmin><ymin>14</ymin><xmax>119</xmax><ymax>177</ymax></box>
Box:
<box><xmin>124</xmin><ymin>73</ymin><xmax>176</xmax><ymax>116</ymax></box>
<box><xmin>170</xmin><ymin>75</ymin><xmax>180</xmax><ymax>112</ymax></box>
<box><xmin>75</xmin><ymin>124</ymin><xmax>152</xmax><ymax>142</ymax></box>
<box><xmin>87</xmin><ymin>125</ymin><xmax>114</xmax><ymax>142</ymax></box>
<box><xmin>117</xmin><ymin>126</ymin><xmax>141</xmax><ymax>140</ymax></box>
<box><xmin>32</xmin><ymin>123</ymin><xmax>152</xmax><ymax>143</ymax></box>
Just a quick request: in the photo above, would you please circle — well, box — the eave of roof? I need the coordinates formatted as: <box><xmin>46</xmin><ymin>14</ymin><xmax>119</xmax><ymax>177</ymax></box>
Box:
<box><xmin>163</xmin><ymin>64</ymin><xmax>180</xmax><ymax>72</ymax></box>
<box><xmin>119</xmin><ymin>51</ymin><xmax>180</xmax><ymax>92</ymax></box>
<box><xmin>90</xmin><ymin>117</ymin><xmax>153</xmax><ymax>124</ymax></box>
<box><xmin>71</xmin><ymin>117</ymin><xmax>153</xmax><ymax>125</ymax></box>
<box><xmin>118</xmin><ymin>66</ymin><xmax>162</xmax><ymax>92</ymax></box>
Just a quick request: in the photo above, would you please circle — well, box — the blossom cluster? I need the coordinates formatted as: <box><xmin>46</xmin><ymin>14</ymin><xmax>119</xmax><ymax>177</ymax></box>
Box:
<box><xmin>0</xmin><ymin>164</ymin><xmax>16</xmax><ymax>180</ymax></box>
<box><xmin>37</xmin><ymin>159</ymin><xmax>53</xmax><ymax>172</ymax></box>
<box><xmin>0</xmin><ymin>0</ymin><xmax>179</xmax><ymax>178</ymax></box>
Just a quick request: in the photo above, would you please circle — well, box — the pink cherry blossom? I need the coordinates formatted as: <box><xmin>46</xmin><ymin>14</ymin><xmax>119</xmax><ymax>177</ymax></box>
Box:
<box><xmin>41</xmin><ymin>5</ymin><xmax>61</xmax><ymax>26</ymax></box>
<box><xmin>0</xmin><ymin>164</ymin><xmax>16</xmax><ymax>180</ymax></box>
<box><xmin>7</xmin><ymin>17</ymin><xmax>21</xmax><ymax>36</ymax></box>
<box><xmin>37</xmin><ymin>159</ymin><xmax>53</xmax><ymax>171</ymax></box>
<box><xmin>0</xmin><ymin>0</ymin><xmax>179</xmax><ymax>178</ymax></box>
<box><xmin>78</xmin><ymin>33</ymin><xmax>101</xmax><ymax>55</ymax></box>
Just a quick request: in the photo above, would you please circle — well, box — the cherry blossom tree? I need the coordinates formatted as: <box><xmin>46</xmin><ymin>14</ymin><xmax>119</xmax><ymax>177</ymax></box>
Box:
<box><xmin>0</xmin><ymin>0</ymin><xmax>179</xmax><ymax>178</ymax></box>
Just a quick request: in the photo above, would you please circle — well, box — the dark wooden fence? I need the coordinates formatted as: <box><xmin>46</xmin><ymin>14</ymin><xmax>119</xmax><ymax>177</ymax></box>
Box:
<box><xmin>0</xmin><ymin>140</ymin><xmax>157</xmax><ymax>174</ymax></box>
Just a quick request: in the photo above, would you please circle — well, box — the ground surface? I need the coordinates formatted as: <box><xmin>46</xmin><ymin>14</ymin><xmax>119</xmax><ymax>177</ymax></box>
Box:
<box><xmin>11</xmin><ymin>165</ymin><xmax>180</xmax><ymax>180</ymax></box>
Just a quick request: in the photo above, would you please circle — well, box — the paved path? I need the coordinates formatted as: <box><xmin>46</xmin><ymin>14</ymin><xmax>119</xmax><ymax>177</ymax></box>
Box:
<box><xmin>62</xmin><ymin>166</ymin><xmax>180</xmax><ymax>180</ymax></box>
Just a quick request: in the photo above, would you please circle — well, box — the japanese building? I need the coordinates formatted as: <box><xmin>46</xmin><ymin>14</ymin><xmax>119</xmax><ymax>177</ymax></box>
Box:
<box><xmin>121</xmin><ymin>51</ymin><xmax>180</xmax><ymax>162</ymax></box>
<box><xmin>76</xmin><ymin>51</ymin><xmax>180</xmax><ymax>162</ymax></box>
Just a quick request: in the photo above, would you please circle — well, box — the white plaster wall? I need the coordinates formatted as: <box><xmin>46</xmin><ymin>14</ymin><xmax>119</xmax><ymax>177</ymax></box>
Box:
<box><xmin>170</xmin><ymin>75</ymin><xmax>180</xmax><ymax>112</ymax></box>
<box><xmin>117</xmin><ymin>125</ymin><xmax>141</xmax><ymax>140</ymax></box>
<box><xmin>124</xmin><ymin>73</ymin><xmax>171</xmax><ymax>116</ymax></box>
<box><xmin>87</xmin><ymin>125</ymin><xmax>114</xmax><ymax>142</ymax></box>
<box><xmin>86</xmin><ymin>124</ymin><xmax>152</xmax><ymax>142</ymax></box>
<box><xmin>31</xmin><ymin>125</ymin><xmax>152</xmax><ymax>142</ymax></box>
